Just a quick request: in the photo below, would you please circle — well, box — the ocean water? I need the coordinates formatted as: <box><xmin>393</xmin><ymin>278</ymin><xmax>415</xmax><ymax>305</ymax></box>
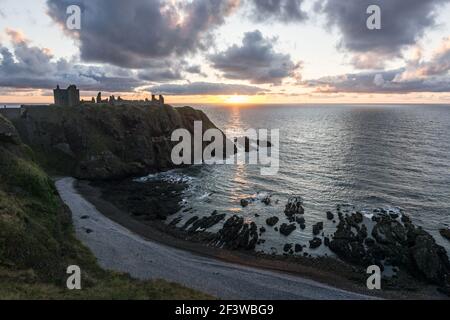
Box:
<box><xmin>148</xmin><ymin>104</ymin><xmax>450</xmax><ymax>256</ymax></box>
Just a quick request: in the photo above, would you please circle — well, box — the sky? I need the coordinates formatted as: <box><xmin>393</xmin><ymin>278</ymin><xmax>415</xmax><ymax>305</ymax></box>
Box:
<box><xmin>1</xmin><ymin>0</ymin><xmax>450</xmax><ymax>104</ymax></box>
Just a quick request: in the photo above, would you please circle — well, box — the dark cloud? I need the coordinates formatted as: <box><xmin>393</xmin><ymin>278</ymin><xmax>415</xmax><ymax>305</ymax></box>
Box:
<box><xmin>46</xmin><ymin>0</ymin><xmax>240</xmax><ymax>69</ymax></box>
<box><xmin>304</xmin><ymin>69</ymin><xmax>450</xmax><ymax>94</ymax></box>
<box><xmin>209</xmin><ymin>30</ymin><xmax>301</xmax><ymax>84</ymax></box>
<box><xmin>0</xmin><ymin>32</ymin><xmax>146</xmax><ymax>92</ymax></box>
<box><xmin>148</xmin><ymin>82</ymin><xmax>266</xmax><ymax>95</ymax></box>
<box><xmin>305</xmin><ymin>36</ymin><xmax>450</xmax><ymax>94</ymax></box>
<box><xmin>247</xmin><ymin>0</ymin><xmax>307</xmax><ymax>22</ymax></box>
<box><xmin>320</xmin><ymin>0</ymin><xmax>449</xmax><ymax>68</ymax></box>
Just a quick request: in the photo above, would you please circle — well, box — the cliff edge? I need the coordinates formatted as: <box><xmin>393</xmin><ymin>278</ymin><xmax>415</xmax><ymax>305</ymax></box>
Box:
<box><xmin>11</xmin><ymin>104</ymin><xmax>220</xmax><ymax>180</ymax></box>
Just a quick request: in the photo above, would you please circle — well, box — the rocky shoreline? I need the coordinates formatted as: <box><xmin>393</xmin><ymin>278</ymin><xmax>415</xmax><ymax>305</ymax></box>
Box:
<box><xmin>81</xmin><ymin>176</ymin><xmax>450</xmax><ymax>298</ymax></box>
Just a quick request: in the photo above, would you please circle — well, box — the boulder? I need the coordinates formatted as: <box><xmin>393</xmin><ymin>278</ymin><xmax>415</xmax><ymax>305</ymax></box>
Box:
<box><xmin>283</xmin><ymin>244</ymin><xmax>293</xmax><ymax>253</ymax></box>
<box><xmin>214</xmin><ymin>215</ymin><xmax>258</xmax><ymax>250</ymax></box>
<box><xmin>312</xmin><ymin>222</ymin><xmax>324</xmax><ymax>236</ymax></box>
<box><xmin>261</xmin><ymin>195</ymin><xmax>271</xmax><ymax>206</ymax></box>
<box><xmin>280</xmin><ymin>223</ymin><xmax>296</xmax><ymax>236</ymax></box>
<box><xmin>240</xmin><ymin>199</ymin><xmax>250</xmax><ymax>208</ymax></box>
<box><xmin>266</xmin><ymin>216</ymin><xmax>279</xmax><ymax>227</ymax></box>
<box><xmin>284</xmin><ymin>196</ymin><xmax>304</xmax><ymax>216</ymax></box>
<box><xmin>326</xmin><ymin>211</ymin><xmax>334</xmax><ymax>220</ymax></box>
<box><xmin>309</xmin><ymin>238</ymin><xmax>322</xmax><ymax>249</ymax></box>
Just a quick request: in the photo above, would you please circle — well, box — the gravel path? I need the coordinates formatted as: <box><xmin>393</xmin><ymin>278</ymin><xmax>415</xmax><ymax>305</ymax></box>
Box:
<box><xmin>56</xmin><ymin>177</ymin><xmax>373</xmax><ymax>300</ymax></box>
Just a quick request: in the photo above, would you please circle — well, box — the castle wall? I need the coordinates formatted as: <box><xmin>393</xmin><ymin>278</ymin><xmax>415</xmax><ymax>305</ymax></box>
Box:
<box><xmin>0</xmin><ymin>108</ymin><xmax>23</xmax><ymax>120</ymax></box>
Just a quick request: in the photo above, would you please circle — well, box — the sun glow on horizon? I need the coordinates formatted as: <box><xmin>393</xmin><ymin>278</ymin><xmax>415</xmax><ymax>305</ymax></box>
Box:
<box><xmin>224</xmin><ymin>95</ymin><xmax>250</xmax><ymax>104</ymax></box>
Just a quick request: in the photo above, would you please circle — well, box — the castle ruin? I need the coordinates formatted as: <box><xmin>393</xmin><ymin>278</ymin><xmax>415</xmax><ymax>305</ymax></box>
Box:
<box><xmin>52</xmin><ymin>85</ymin><xmax>165</xmax><ymax>107</ymax></box>
<box><xmin>53</xmin><ymin>85</ymin><xmax>80</xmax><ymax>107</ymax></box>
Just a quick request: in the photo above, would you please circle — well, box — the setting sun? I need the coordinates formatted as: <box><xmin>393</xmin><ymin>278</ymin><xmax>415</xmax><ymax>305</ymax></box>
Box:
<box><xmin>224</xmin><ymin>95</ymin><xmax>249</xmax><ymax>104</ymax></box>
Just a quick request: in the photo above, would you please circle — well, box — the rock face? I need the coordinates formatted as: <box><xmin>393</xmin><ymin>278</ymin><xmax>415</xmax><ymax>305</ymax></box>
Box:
<box><xmin>214</xmin><ymin>215</ymin><xmax>258</xmax><ymax>250</ymax></box>
<box><xmin>11</xmin><ymin>105</ymin><xmax>228</xmax><ymax>180</ymax></box>
<box><xmin>329</xmin><ymin>210</ymin><xmax>450</xmax><ymax>289</ymax></box>
<box><xmin>284</xmin><ymin>196</ymin><xmax>304</xmax><ymax>216</ymax></box>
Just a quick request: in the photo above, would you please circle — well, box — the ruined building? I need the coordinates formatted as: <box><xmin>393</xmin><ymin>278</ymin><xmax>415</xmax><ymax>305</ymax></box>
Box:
<box><xmin>53</xmin><ymin>85</ymin><xmax>80</xmax><ymax>107</ymax></box>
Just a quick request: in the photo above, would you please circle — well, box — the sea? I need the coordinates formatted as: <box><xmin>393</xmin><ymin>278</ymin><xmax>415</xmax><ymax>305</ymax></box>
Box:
<box><xmin>7</xmin><ymin>102</ymin><xmax>450</xmax><ymax>256</ymax></box>
<box><xmin>140</xmin><ymin>104</ymin><xmax>450</xmax><ymax>257</ymax></box>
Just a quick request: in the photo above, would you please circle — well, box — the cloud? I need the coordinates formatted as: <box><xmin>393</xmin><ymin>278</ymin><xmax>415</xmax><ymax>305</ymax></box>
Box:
<box><xmin>247</xmin><ymin>0</ymin><xmax>307</xmax><ymax>22</ymax></box>
<box><xmin>46</xmin><ymin>0</ymin><xmax>240</xmax><ymax>69</ymax></box>
<box><xmin>209</xmin><ymin>30</ymin><xmax>301</xmax><ymax>84</ymax></box>
<box><xmin>320</xmin><ymin>0</ymin><xmax>449</xmax><ymax>68</ymax></box>
<box><xmin>148</xmin><ymin>82</ymin><xmax>266</xmax><ymax>95</ymax></box>
<box><xmin>305</xmin><ymin>69</ymin><xmax>450</xmax><ymax>94</ymax></box>
<box><xmin>0</xmin><ymin>30</ymin><xmax>146</xmax><ymax>92</ymax></box>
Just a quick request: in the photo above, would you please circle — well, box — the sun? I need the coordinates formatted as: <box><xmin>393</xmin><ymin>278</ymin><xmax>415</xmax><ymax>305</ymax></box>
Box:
<box><xmin>224</xmin><ymin>95</ymin><xmax>249</xmax><ymax>104</ymax></box>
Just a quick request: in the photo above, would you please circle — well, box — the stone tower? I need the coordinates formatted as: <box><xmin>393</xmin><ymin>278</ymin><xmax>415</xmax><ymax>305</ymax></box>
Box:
<box><xmin>53</xmin><ymin>85</ymin><xmax>80</xmax><ymax>107</ymax></box>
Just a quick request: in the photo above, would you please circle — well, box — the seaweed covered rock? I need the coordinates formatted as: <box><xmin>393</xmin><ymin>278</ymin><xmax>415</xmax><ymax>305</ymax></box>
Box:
<box><xmin>214</xmin><ymin>215</ymin><xmax>258</xmax><ymax>250</ymax></box>
<box><xmin>328</xmin><ymin>210</ymin><xmax>450</xmax><ymax>290</ymax></box>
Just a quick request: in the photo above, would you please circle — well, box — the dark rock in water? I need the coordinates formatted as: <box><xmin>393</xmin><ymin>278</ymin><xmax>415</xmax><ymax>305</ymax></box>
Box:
<box><xmin>80</xmin><ymin>215</ymin><xmax>90</xmax><ymax>220</ymax></box>
<box><xmin>274</xmin><ymin>227</ymin><xmax>279</xmax><ymax>232</ymax></box>
<box><xmin>255</xmin><ymin>214</ymin><xmax>260</xmax><ymax>217</ymax></box>
<box><xmin>240</xmin><ymin>199</ymin><xmax>250</xmax><ymax>208</ymax></box>
<box><xmin>261</xmin><ymin>195</ymin><xmax>271</xmax><ymax>206</ymax></box>
<box><xmin>389</xmin><ymin>212</ymin><xmax>399</xmax><ymax>219</ymax></box>
<box><xmin>309</xmin><ymin>238</ymin><xmax>322</xmax><ymax>249</ymax></box>
<box><xmin>295</xmin><ymin>216</ymin><xmax>306</xmax><ymax>225</ymax></box>
<box><xmin>260</xmin><ymin>227</ymin><xmax>266</xmax><ymax>234</ymax></box>
<box><xmin>440</xmin><ymin>229</ymin><xmax>450</xmax><ymax>241</ymax></box>
<box><xmin>284</xmin><ymin>196</ymin><xmax>304</xmax><ymax>216</ymax></box>
<box><xmin>284</xmin><ymin>243</ymin><xmax>293</xmax><ymax>253</ymax></box>
<box><xmin>280</xmin><ymin>223</ymin><xmax>296</xmax><ymax>236</ymax></box>
<box><xmin>312</xmin><ymin>222</ymin><xmax>324</xmax><ymax>236</ymax></box>
<box><xmin>266</xmin><ymin>216</ymin><xmax>279</xmax><ymax>227</ymax></box>
<box><xmin>329</xmin><ymin>212</ymin><xmax>450</xmax><ymax>289</ymax></box>
<box><xmin>300</xmin><ymin>224</ymin><xmax>306</xmax><ymax>230</ymax></box>
<box><xmin>326</xmin><ymin>211</ymin><xmax>334</xmax><ymax>220</ymax></box>
<box><xmin>214</xmin><ymin>215</ymin><xmax>258</xmax><ymax>250</ymax></box>
<box><xmin>169</xmin><ymin>216</ymin><xmax>182</xmax><ymax>227</ymax></box>
<box><xmin>85</xmin><ymin>228</ymin><xmax>93</xmax><ymax>234</ymax></box>
<box><xmin>295</xmin><ymin>244</ymin><xmax>303</xmax><ymax>253</ymax></box>
<box><xmin>187</xmin><ymin>213</ymin><xmax>226</xmax><ymax>232</ymax></box>
<box><xmin>324</xmin><ymin>237</ymin><xmax>330</xmax><ymax>247</ymax></box>
<box><xmin>181</xmin><ymin>216</ymin><xmax>199</xmax><ymax>230</ymax></box>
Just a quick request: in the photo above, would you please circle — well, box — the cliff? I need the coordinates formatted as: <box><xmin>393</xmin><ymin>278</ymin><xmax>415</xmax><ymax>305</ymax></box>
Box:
<box><xmin>12</xmin><ymin>104</ymin><xmax>221</xmax><ymax>180</ymax></box>
<box><xmin>0</xmin><ymin>114</ymin><xmax>210</xmax><ymax>299</ymax></box>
